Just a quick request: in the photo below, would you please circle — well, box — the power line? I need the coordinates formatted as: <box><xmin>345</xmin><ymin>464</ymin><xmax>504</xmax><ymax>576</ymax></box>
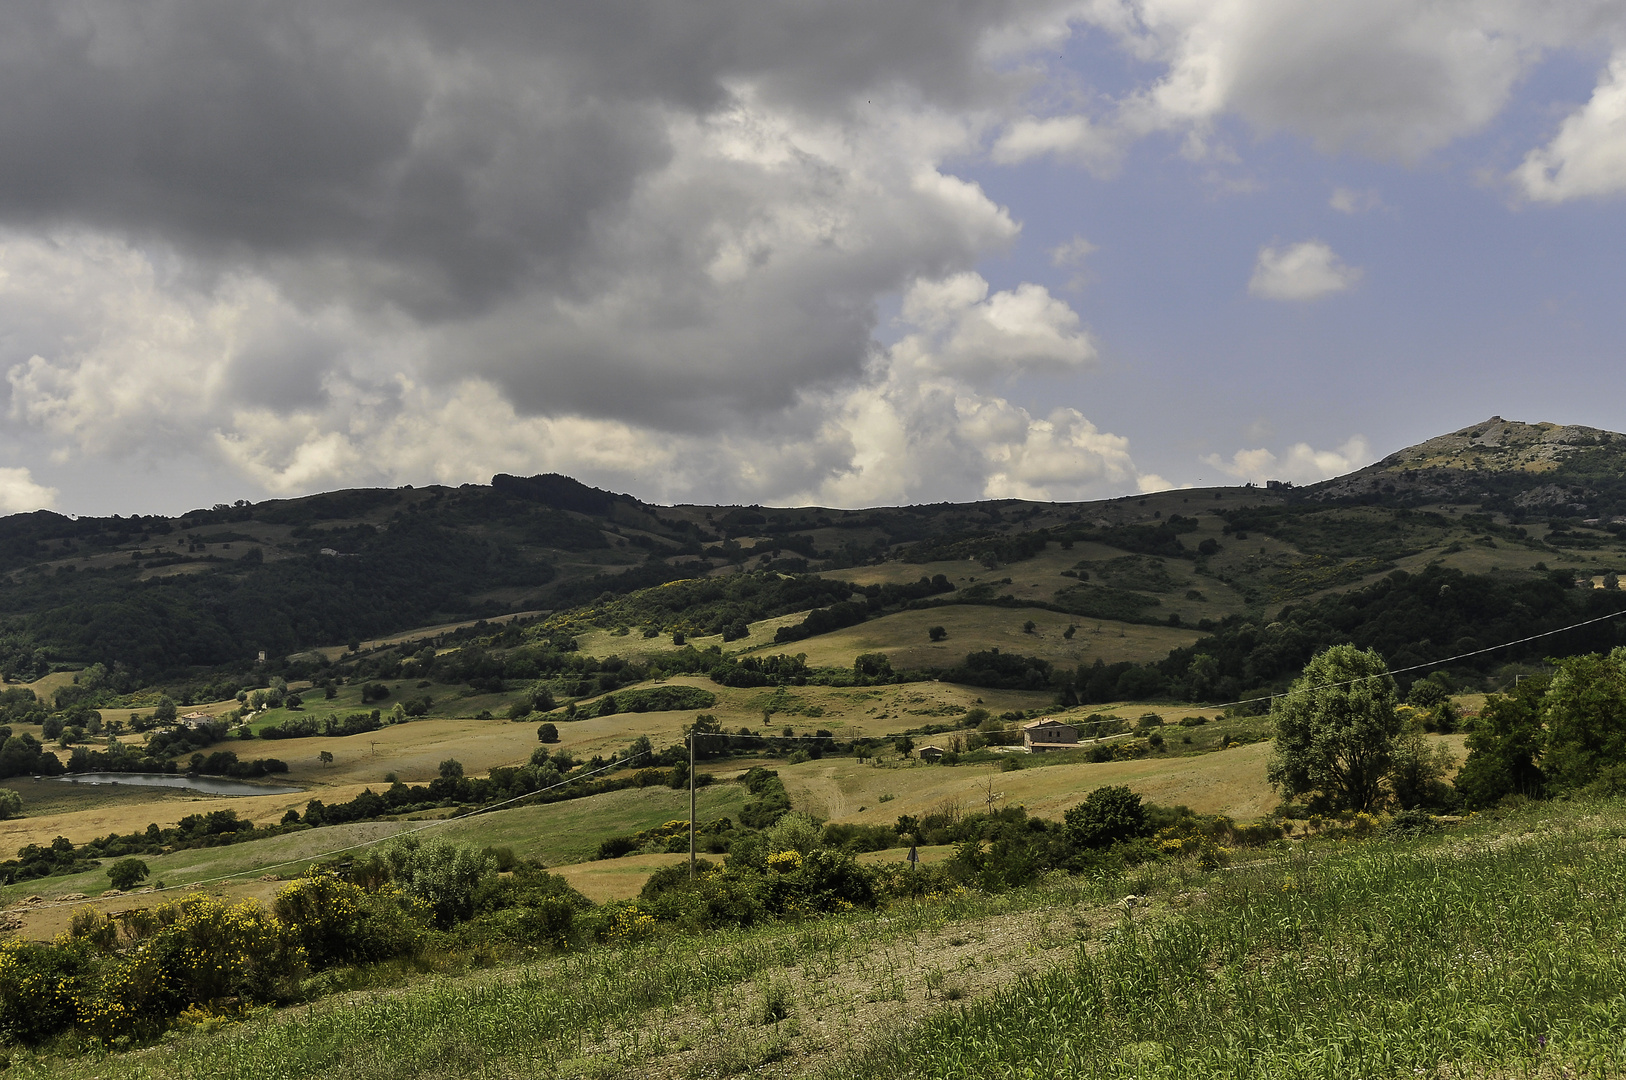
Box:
<box><xmin>1206</xmin><ymin>604</ymin><xmax>1626</xmax><ymax>713</ymax></box>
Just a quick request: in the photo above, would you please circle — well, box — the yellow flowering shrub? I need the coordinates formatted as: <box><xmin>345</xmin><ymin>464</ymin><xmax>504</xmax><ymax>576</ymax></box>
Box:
<box><xmin>766</xmin><ymin>849</ymin><xmax>803</xmax><ymax>872</ymax></box>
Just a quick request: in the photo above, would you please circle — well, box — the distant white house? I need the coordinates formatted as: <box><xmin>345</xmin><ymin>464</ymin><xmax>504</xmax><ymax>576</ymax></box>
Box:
<box><xmin>1022</xmin><ymin>718</ymin><xmax>1079</xmax><ymax>752</ymax></box>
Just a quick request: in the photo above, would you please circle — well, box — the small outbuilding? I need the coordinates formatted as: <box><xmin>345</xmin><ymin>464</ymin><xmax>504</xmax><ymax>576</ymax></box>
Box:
<box><xmin>917</xmin><ymin>745</ymin><xmax>947</xmax><ymax>763</ymax></box>
<box><xmin>1022</xmin><ymin>718</ymin><xmax>1079</xmax><ymax>752</ymax></box>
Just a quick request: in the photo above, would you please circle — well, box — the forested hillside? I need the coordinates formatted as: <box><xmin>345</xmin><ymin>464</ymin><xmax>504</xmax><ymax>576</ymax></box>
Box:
<box><xmin>2</xmin><ymin>416</ymin><xmax>1626</xmax><ymax>705</ymax></box>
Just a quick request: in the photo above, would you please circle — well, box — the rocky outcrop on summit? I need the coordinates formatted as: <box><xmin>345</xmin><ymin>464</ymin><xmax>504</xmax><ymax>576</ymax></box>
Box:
<box><xmin>1305</xmin><ymin>417</ymin><xmax>1626</xmax><ymax>514</ymax></box>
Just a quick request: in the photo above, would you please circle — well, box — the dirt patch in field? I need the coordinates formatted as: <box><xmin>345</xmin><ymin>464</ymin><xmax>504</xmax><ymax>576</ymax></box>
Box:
<box><xmin>579</xmin><ymin>894</ymin><xmax>1151</xmax><ymax>1079</ymax></box>
<box><xmin>2</xmin><ymin>880</ymin><xmax>288</xmax><ymax>941</ymax></box>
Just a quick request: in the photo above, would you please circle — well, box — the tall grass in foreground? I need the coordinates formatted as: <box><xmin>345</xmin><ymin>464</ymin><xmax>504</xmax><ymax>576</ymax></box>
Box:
<box><xmin>2</xmin><ymin>882</ymin><xmax>1071</xmax><ymax>1080</ymax></box>
<box><xmin>837</xmin><ymin>804</ymin><xmax>1626</xmax><ymax>1079</ymax></box>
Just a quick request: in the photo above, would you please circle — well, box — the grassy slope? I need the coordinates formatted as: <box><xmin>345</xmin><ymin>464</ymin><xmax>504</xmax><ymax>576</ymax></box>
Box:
<box><xmin>0</xmin><ymin>783</ymin><xmax>749</xmax><ymax>928</ymax></box>
<box><xmin>6</xmin><ymin>800</ymin><xmax>1622</xmax><ymax>1079</ymax></box>
<box><xmin>848</xmin><ymin>800</ymin><xmax>1626</xmax><ymax>1080</ymax></box>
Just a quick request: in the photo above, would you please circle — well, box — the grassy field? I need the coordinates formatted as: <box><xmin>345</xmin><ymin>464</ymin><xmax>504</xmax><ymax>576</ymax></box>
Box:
<box><xmin>5</xmin><ymin>798</ymin><xmax>1621</xmax><ymax>1079</ymax></box>
<box><xmin>0</xmin><ymin>676</ymin><xmax>1060</xmax><ymax>848</ymax></box>
<box><xmin>0</xmin><ymin>783</ymin><xmax>750</xmax><ymax>935</ymax></box>
<box><xmin>774</xmin><ymin>740</ymin><xmax>1281</xmax><ymax>825</ymax></box>
<box><xmin>847</xmin><ymin>800</ymin><xmax>1626</xmax><ymax>1080</ymax></box>
<box><xmin>764</xmin><ymin>605</ymin><xmax>1200</xmax><ymax>671</ymax></box>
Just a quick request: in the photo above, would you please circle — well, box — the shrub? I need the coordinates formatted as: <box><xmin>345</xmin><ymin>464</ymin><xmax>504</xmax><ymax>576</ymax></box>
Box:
<box><xmin>0</xmin><ymin>939</ymin><xmax>92</xmax><ymax>1045</ymax></box>
<box><xmin>1064</xmin><ymin>785</ymin><xmax>1149</xmax><ymax>849</ymax></box>
<box><xmin>383</xmin><ymin>838</ymin><xmax>494</xmax><ymax>928</ymax></box>
<box><xmin>537</xmin><ymin>722</ymin><xmax>559</xmax><ymax>743</ymax></box>
<box><xmin>272</xmin><ymin>873</ymin><xmax>428</xmax><ymax>969</ymax></box>
<box><xmin>597</xmin><ymin>835</ymin><xmax>637</xmax><ymax>859</ymax></box>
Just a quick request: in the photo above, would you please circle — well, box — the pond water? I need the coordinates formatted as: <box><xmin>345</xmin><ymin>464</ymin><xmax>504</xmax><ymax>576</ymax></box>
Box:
<box><xmin>55</xmin><ymin>772</ymin><xmax>302</xmax><ymax>796</ymax></box>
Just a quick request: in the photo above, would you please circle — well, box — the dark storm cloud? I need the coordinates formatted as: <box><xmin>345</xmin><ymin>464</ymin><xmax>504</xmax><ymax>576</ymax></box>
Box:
<box><xmin>0</xmin><ymin>0</ymin><xmax>1048</xmax><ymax>315</ymax></box>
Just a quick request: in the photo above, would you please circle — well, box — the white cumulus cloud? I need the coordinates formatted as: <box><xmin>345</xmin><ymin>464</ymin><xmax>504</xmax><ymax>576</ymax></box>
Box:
<box><xmin>0</xmin><ymin>466</ymin><xmax>56</xmax><ymax>513</ymax></box>
<box><xmin>1203</xmin><ymin>436</ymin><xmax>1372</xmax><ymax>486</ymax></box>
<box><xmin>991</xmin><ymin>114</ymin><xmax>1124</xmax><ymax>173</ymax></box>
<box><xmin>1090</xmin><ymin>0</ymin><xmax>1623</xmax><ymax>161</ymax></box>
<box><xmin>1248</xmin><ymin>240</ymin><xmax>1362</xmax><ymax>301</ymax></box>
<box><xmin>1514</xmin><ymin>49</ymin><xmax>1626</xmax><ymax>201</ymax></box>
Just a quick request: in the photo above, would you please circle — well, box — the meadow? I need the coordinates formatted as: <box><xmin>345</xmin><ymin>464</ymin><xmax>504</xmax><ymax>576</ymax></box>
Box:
<box><xmin>2</xmin><ymin>798</ymin><xmax>1619</xmax><ymax>1079</ymax></box>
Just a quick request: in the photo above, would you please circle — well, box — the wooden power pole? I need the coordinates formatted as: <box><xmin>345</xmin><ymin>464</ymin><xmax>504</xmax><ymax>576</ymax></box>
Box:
<box><xmin>688</xmin><ymin>730</ymin><xmax>696</xmax><ymax>880</ymax></box>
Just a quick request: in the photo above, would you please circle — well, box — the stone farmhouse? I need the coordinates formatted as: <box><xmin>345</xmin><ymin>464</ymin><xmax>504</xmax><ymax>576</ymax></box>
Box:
<box><xmin>1022</xmin><ymin>718</ymin><xmax>1079</xmax><ymax>752</ymax></box>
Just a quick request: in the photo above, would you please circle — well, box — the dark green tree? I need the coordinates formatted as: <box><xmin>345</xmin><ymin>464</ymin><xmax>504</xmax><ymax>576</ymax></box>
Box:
<box><xmin>537</xmin><ymin>722</ymin><xmax>559</xmax><ymax>743</ymax></box>
<box><xmin>1454</xmin><ymin>678</ymin><xmax>1547</xmax><ymax>807</ymax></box>
<box><xmin>107</xmin><ymin>857</ymin><xmax>149</xmax><ymax>890</ymax></box>
<box><xmin>1267</xmin><ymin>645</ymin><xmax>1402</xmax><ymax>813</ymax></box>
<box><xmin>1540</xmin><ymin>649</ymin><xmax>1626</xmax><ymax>791</ymax></box>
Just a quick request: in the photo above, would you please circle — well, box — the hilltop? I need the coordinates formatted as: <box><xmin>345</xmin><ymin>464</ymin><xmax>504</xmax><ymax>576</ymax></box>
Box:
<box><xmin>1306</xmin><ymin>415</ymin><xmax>1626</xmax><ymax>516</ymax></box>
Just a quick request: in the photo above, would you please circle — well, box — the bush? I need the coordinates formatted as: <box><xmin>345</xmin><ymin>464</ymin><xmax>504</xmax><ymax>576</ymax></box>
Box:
<box><xmin>272</xmin><ymin>873</ymin><xmax>428</xmax><ymax>969</ymax></box>
<box><xmin>597</xmin><ymin>835</ymin><xmax>637</xmax><ymax>859</ymax></box>
<box><xmin>0</xmin><ymin>788</ymin><xmax>20</xmax><ymax>820</ymax></box>
<box><xmin>537</xmin><ymin>722</ymin><xmax>559</xmax><ymax>743</ymax></box>
<box><xmin>383</xmin><ymin>838</ymin><xmax>494</xmax><ymax>929</ymax></box>
<box><xmin>1064</xmin><ymin>785</ymin><xmax>1149</xmax><ymax>849</ymax></box>
<box><xmin>0</xmin><ymin>939</ymin><xmax>91</xmax><ymax>1045</ymax></box>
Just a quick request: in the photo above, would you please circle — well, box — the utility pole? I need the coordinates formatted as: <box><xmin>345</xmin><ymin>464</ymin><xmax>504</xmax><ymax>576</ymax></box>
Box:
<box><xmin>688</xmin><ymin>730</ymin><xmax>696</xmax><ymax>880</ymax></box>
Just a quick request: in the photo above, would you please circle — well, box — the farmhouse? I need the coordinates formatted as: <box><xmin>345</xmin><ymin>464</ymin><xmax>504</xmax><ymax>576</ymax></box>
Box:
<box><xmin>917</xmin><ymin>745</ymin><xmax>947</xmax><ymax>763</ymax></box>
<box><xmin>1022</xmin><ymin>718</ymin><xmax>1079</xmax><ymax>752</ymax></box>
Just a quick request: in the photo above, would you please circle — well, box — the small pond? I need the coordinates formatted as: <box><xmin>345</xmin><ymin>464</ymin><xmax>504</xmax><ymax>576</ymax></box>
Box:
<box><xmin>55</xmin><ymin>772</ymin><xmax>303</xmax><ymax>796</ymax></box>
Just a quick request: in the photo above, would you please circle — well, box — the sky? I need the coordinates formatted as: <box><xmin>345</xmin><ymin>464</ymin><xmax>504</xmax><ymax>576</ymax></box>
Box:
<box><xmin>2</xmin><ymin>1</ymin><xmax>1625</xmax><ymax>517</ymax></box>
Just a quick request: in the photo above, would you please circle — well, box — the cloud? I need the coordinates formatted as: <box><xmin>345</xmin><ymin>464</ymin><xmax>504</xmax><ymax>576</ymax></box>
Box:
<box><xmin>991</xmin><ymin>114</ymin><xmax>1124</xmax><ymax>173</ymax></box>
<box><xmin>1514</xmin><ymin>49</ymin><xmax>1626</xmax><ymax>201</ymax></box>
<box><xmin>1083</xmin><ymin>0</ymin><xmax>1626</xmax><ymax>161</ymax></box>
<box><xmin>893</xmin><ymin>273</ymin><xmax>1098</xmax><ymax>382</ymax></box>
<box><xmin>3</xmin><ymin>227</ymin><xmax>1138</xmax><ymax>507</ymax></box>
<box><xmin>1248</xmin><ymin>240</ymin><xmax>1362</xmax><ymax>301</ymax></box>
<box><xmin>0</xmin><ymin>466</ymin><xmax>55</xmax><ymax>513</ymax></box>
<box><xmin>0</xmin><ymin>2</ymin><xmax>1167</xmax><ymax>509</ymax></box>
<box><xmin>1329</xmin><ymin>186</ymin><xmax>1384</xmax><ymax>214</ymax></box>
<box><xmin>1202</xmin><ymin>436</ymin><xmax>1371</xmax><ymax>486</ymax></box>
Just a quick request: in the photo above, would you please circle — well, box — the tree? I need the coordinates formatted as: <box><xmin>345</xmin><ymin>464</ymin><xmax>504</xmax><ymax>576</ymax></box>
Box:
<box><xmin>318</xmin><ymin>750</ymin><xmax>334</xmax><ymax>767</ymax></box>
<box><xmin>439</xmin><ymin>758</ymin><xmax>464</xmax><ymax>781</ymax></box>
<box><xmin>1267</xmin><ymin>645</ymin><xmax>1403</xmax><ymax>813</ymax></box>
<box><xmin>1387</xmin><ymin>729</ymin><xmax>1456</xmax><ymax>809</ymax></box>
<box><xmin>154</xmin><ymin>697</ymin><xmax>178</xmax><ymax>724</ymax></box>
<box><xmin>537</xmin><ymin>722</ymin><xmax>559</xmax><ymax>743</ymax></box>
<box><xmin>1063</xmin><ymin>785</ymin><xmax>1148</xmax><ymax>848</ymax></box>
<box><xmin>1022</xmin><ymin>620</ymin><xmax>1037</xmax><ymax>634</ymax></box>
<box><xmin>928</xmin><ymin>626</ymin><xmax>947</xmax><ymax>642</ymax></box>
<box><xmin>854</xmin><ymin>653</ymin><xmax>893</xmax><ymax>681</ymax></box>
<box><xmin>1540</xmin><ymin>648</ymin><xmax>1626</xmax><ymax>791</ymax></box>
<box><xmin>0</xmin><ymin>788</ymin><xmax>21</xmax><ymax>819</ymax></box>
<box><xmin>107</xmin><ymin>857</ymin><xmax>149</xmax><ymax>890</ymax></box>
<box><xmin>1455</xmin><ymin>678</ymin><xmax>1547</xmax><ymax>807</ymax></box>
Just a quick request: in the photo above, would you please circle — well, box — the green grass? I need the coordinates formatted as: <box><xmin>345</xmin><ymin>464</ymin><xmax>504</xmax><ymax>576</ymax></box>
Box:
<box><xmin>6</xmin><ymin>801</ymin><xmax>1626</xmax><ymax>1078</ymax></box>
<box><xmin>0</xmin><ymin>784</ymin><xmax>749</xmax><ymax>905</ymax></box>
<box><xmin>834</xmin><ymin>801</ymin><xmax>1626</xmax><ymax>1079</ymax></box>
